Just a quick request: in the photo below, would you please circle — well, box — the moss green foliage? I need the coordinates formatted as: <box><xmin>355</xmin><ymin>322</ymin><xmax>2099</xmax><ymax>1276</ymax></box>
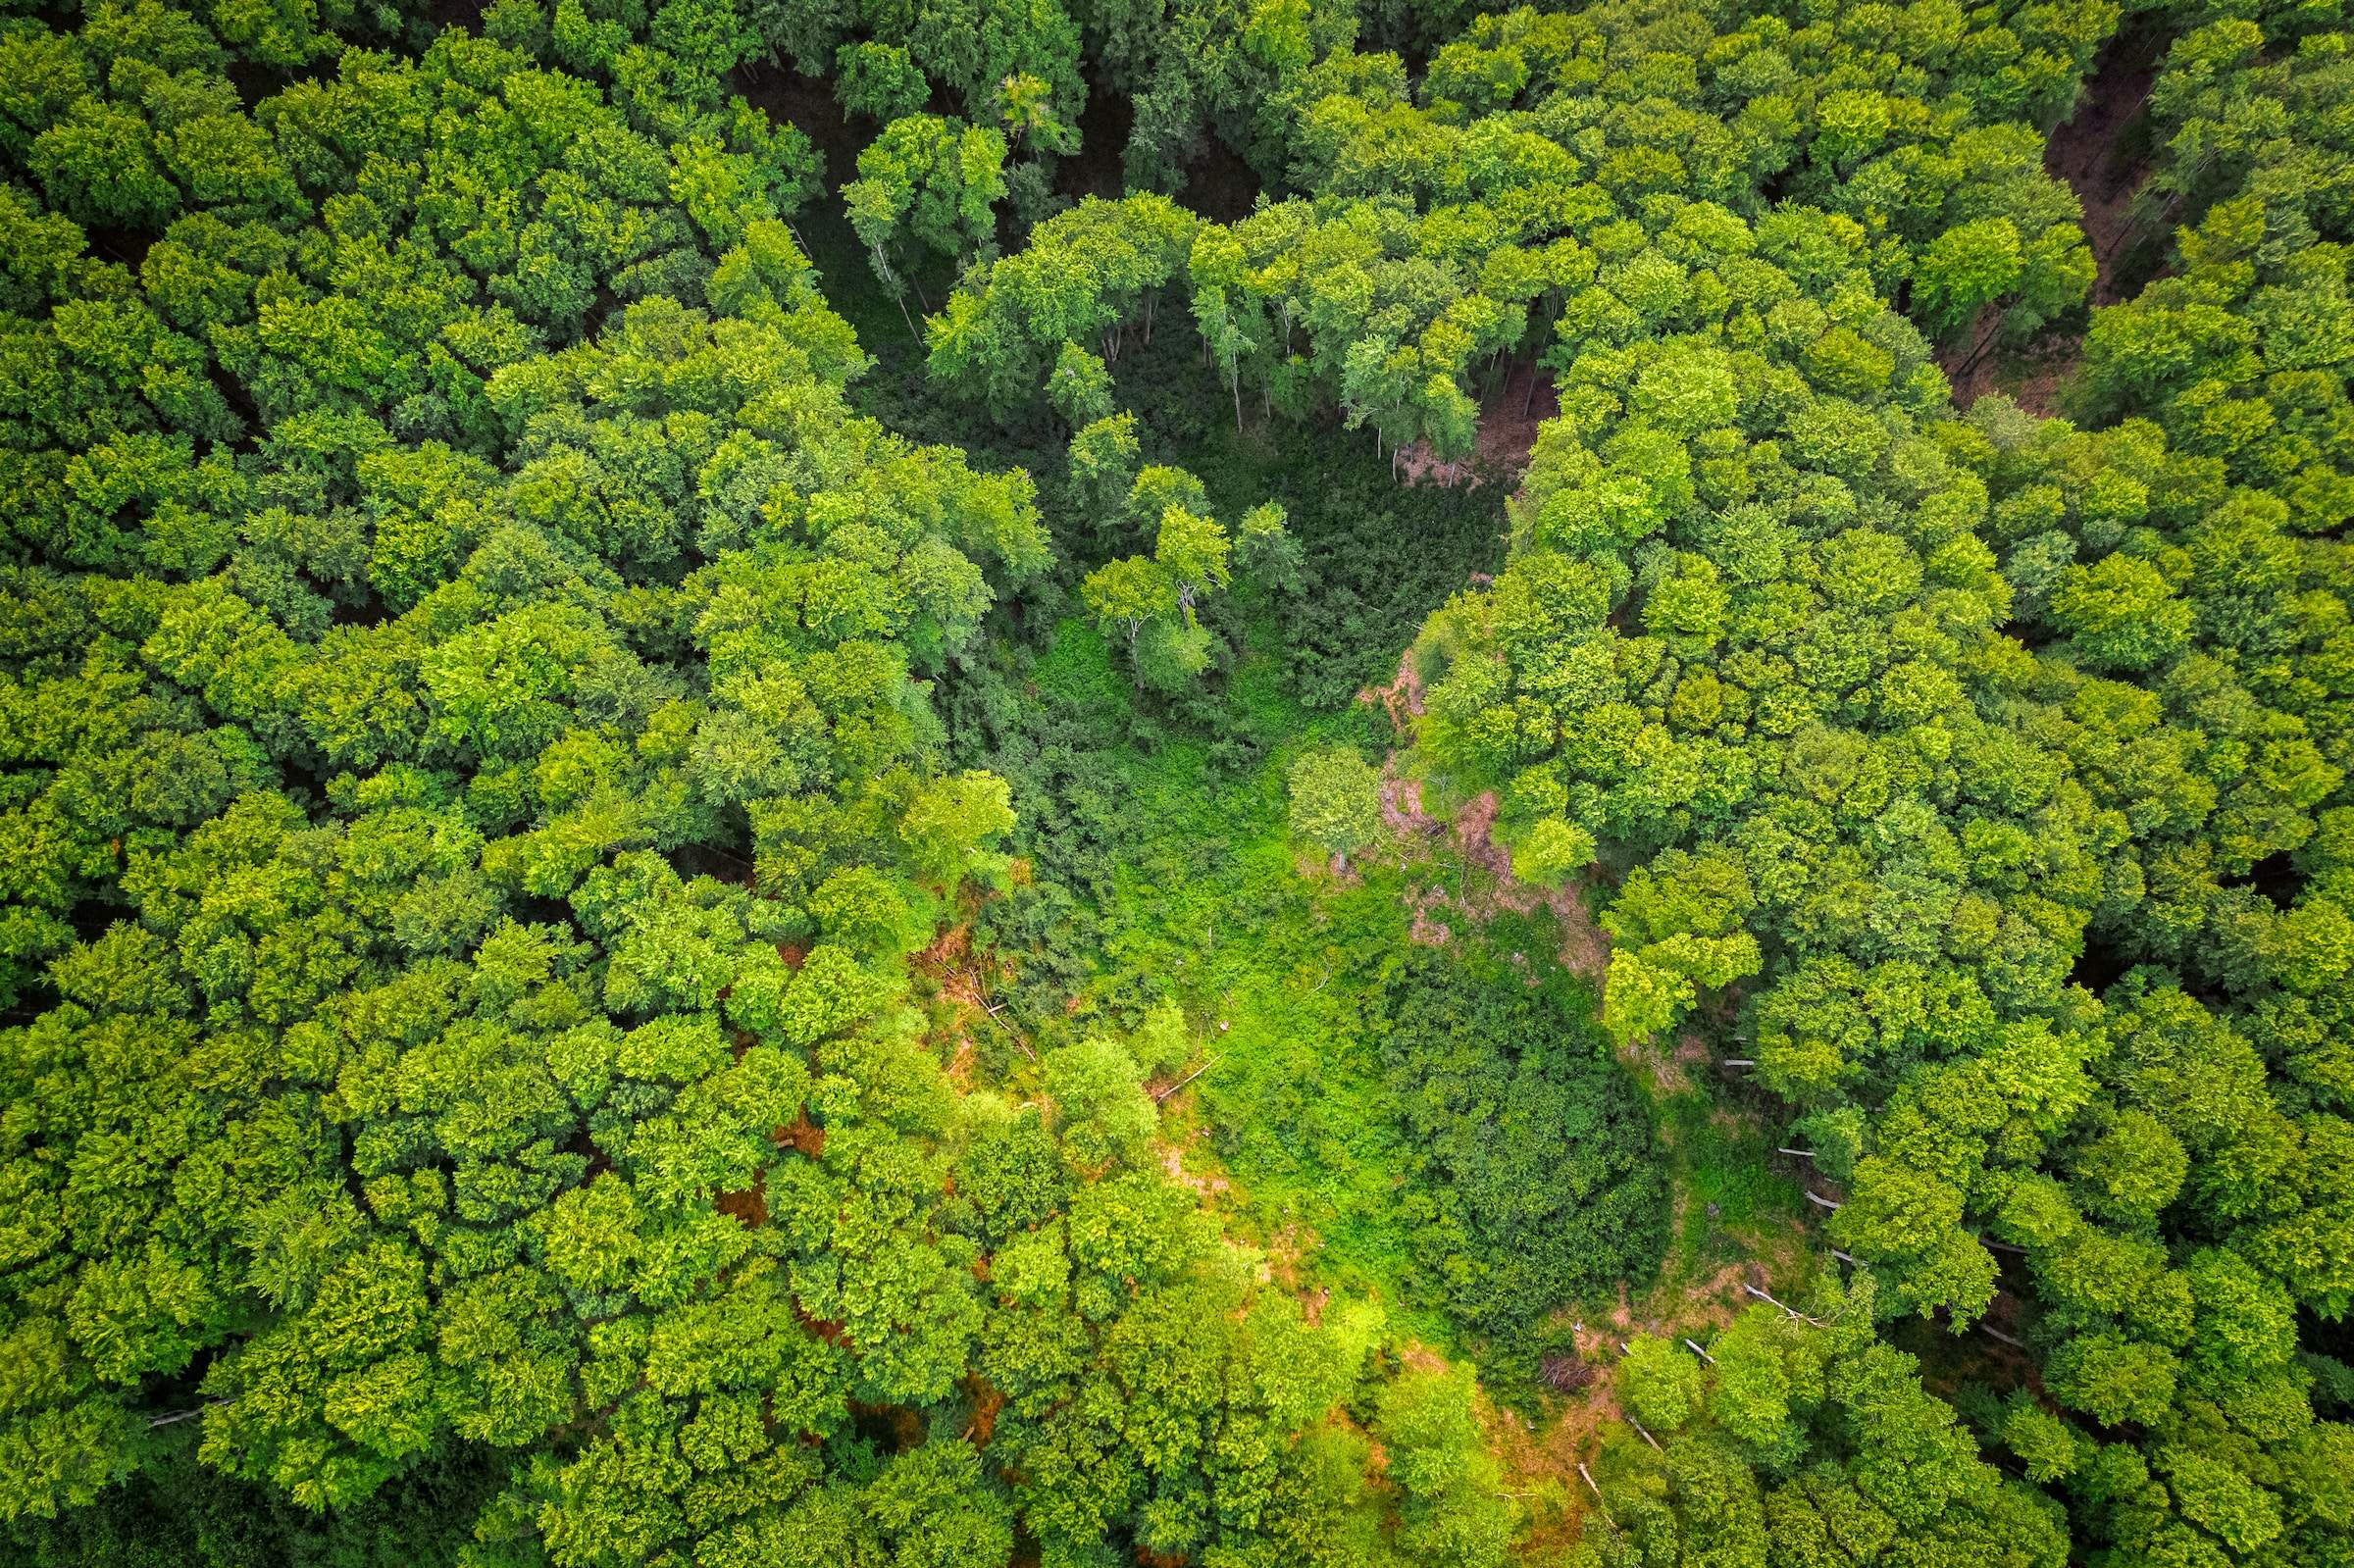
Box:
<box><xmin>1385</xmin><ymin>946</ymin><xmax>1667</xmax><ymax>1369</ymax></box>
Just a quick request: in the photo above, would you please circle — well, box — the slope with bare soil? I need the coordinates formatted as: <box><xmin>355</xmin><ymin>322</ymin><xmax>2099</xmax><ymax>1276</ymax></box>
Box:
<box><xmin>1943</xmin><ymin>29</ymin><xmax>2165</xmax><ymax>411</ymax></box>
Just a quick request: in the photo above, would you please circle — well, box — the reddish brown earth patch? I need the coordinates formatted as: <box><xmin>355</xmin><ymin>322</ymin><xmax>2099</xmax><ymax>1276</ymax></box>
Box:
<box><xmin>775</xmin><ymin>1113</ymin><xmax>826</xmax><ymax>1159</ymax></box>
<box><xmin>963</xmin><ymin>1378</ymin><xmax>1006</xmax><ymax>1445</ymax></box>
<box><xmin>1943</xmin><ymin>32</ymin><xmax>2162</xmax><ymax>410</ymax></box>
<box><xmin>1383</xmin><ymin>783</ymin><xmax>1615</xmax><ymax>979</ymax></box>
<box><xmin>1391</xmin><ymin>365</ymin><xmax>1558</xmax><ymax>489</ymax></box>
<box><xmin>1360</xmin><ymin>647</ymin><xmax>1429</xmax><ymax>735</ymax></box>
<box><xmin>716</xmin><ymin>1170</ymin><xmax>767</xmax><ymax>1228</ymax></box>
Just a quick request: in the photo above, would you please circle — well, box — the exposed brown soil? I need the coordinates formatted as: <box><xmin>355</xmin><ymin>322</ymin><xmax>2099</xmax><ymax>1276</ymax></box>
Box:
<box><xmin>776</xmin><ymin>1112</ymin><xmax>826</xmax><ymax>1159</ymax></box>
<box><xmin>1958</xmin><ymin>341</ymin><xmax>2076</xmax><ymax>419</ymax></box>
<box><xmin>1483</xmin><ymin>1378</ymin><xmax>1613</xmax><ymax>1553</ymax></box>
<box><xmin>2048</xmin><ymin>37</ymin><xmax>2162</xmax><ymax>308</ymax></box>
<box><xmin>1384</xmin><ymin>782</ymin><xmax>1614</xmax><ymax>981</ymax></box>
<box><xmin>716</xmin><ymin>1170</ymin><xmax>767</xmax><ymax>1228</ymax></box>
<box><xmin>1380</xmin><ymin>773</ymin><xmax>1440</xmax><ymax>843</ymax></box>
<box><xmin>1392</xmin><ymin>365</ymin><xmax>1558</xmax><ymax>489</ymax></box>
<box><xmin>1554</xmin><ymin>888</ymin><xmax>1612</xmax><ymax>983</ymax></box>
<box><xmin>1397</xmin><ymin>1340</ymin><xmax>1451</xmax><ymax>1376</ymax></box>
<box><xmin>962</xmin><ymin>1377</ymin><xmax>1006</xmax><ymax>1446</ymax></box>
<box><xmin>914</xmin><ymin>924</ymin><xmax>994</xmax><ymax>1017</ymax></box>
<box><xmin>1662</xmin><ymin>1261</ymin><xmax>1775</xmax><ymax>1338</ymax></box>
<box><xmin>1943</xmin><ymin>31</ymin><xmax>2161</xmax><ymax>410</ymax></box>
<box><xmin>1360</xmin><ymin>647</ymin><xmax>1429</xmax><ymax>735</ymax></box>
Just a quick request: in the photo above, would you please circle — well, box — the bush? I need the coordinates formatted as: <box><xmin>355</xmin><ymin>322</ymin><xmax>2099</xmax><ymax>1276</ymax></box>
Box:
<box><xmin>1383</xmin><ymin>946</ymin><xmax>1669</xmax><ymax>1365</ymax></box>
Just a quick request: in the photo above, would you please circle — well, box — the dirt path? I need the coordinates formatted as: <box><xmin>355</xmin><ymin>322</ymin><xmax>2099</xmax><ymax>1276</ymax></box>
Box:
<box><xmin>1942</xmin><ymin>30</ymin><xmax>2163</xmax><ymax>411</ymax></box>
<box><xmin>1393</xmin><ymin>363</ymin><xmax>1558</xmax><ymax>490</ymax></box>
<box><xmin>2051</xmin><ymin>47</ymin><xmax>2162</xmax><ymax>308</ymax></box>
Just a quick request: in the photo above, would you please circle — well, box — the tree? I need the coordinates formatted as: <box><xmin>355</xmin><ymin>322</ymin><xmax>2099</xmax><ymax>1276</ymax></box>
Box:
<box><xmin>1076</xmin><ymin>478</ymin><xmax>1271</xmax><ymax>691</ymax></box>
<box><xmin>1510</xmin><ymin>818</ymin><xmax>1595</xmax><ymax>888</ymax></box>
<box><xmin>899</xmin><ymin>771</ymin><xmax>1017</xmax><ymax>891</ymax></box>
<box><xmin>1620</xmin><ymin>1335</ymin><xmax>1704</xmax><ymax>1432</ymax></box>
<box><xmin>1371</xmin><ymin>1366</ymin><xmax>1515</xmax><ymax>1568</ymax></box>
<box><xmin>9</xmin><ymin>1</ymin><xmax>2354</xmax><ymax>1563</ymax></box>
<box><xmin>1048</xmin><ymin>340</ymin><xmax>1112</xmax><ymax>429</ymax></box>
<box><xmin>2048</xmin><ymin>555</ymin><xmax>2194</xmax><ymax>673</ymax></box>
<box><xmin>1235</xmin><ymin>502</ymin><xmax>1303</xmax><ymax>594</ymax></box>
<box><xmin>835</xmin><ymin>40</ymin><xmax>928</xmax><ymax>122</ymax></box>
<box><xmin>1287</xmin><ymin>746</ymin><xmax>1383</xmax><ymax>871</ymax></box>
<box><xmin>1911</xmin><ymin>218</ymin><xmax>2025</xmax><ymax>337</ymax></box>
<box><xmin>844</xmin><ymin>114</ymin><xmax>1008</xmax><ymax>328</ymax></box>
<box><xmin>1065</xmin><ymin>412</ymin><xmax>1141</xmax><ymax>530</ymax></box>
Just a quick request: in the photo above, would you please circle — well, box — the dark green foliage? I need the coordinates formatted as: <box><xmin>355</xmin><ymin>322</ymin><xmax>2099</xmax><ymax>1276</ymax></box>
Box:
<box><xmin>1384</xmin><ymin>945</ymin><xmax>1668</xmax><ymax>1370</ymax></box>
<box><xmin>6</xmin><ymin>1445</ymin><xmax>499</xmax><ymax>1568</ymax></box>
<box><xmin>1264</xmin><ymin>453</ymin><xmax>1507</xmax><ymax>711</ymax></box>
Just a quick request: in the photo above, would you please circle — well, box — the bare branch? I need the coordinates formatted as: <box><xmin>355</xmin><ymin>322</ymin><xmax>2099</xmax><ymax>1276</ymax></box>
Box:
<box><xmin>1153</xmin><ymin>1054</ymin><xmax>1223</xmax><ymax>1103</ymax></box>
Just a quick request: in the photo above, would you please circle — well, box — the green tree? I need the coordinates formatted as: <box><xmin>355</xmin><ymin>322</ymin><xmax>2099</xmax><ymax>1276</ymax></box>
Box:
<box><xmin>1620</xmin><ymin>1334</ymin><xmax>1704</xmax><ymax>1433</ymax></box>
<box><xmin>1287</xmin><ymin>745</ymin><xmax>1383</xmax><ymax>871</ymax></box>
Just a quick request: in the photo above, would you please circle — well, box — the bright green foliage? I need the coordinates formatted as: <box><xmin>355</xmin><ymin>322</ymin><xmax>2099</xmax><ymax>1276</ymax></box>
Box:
<box><xmin>1049</xmin><ymin>339</ymin><xmax>1114</xmax><ymax>429</ymax></box>
<box><xmin>0</xmin><ymin>3</ymin><xmax>1407</xmax><ymax>1557</ymax></box>
<box><xmin>1372</xmin><ymin>1365</ymin><xmax>1516</xmax><ymax>1568</ymax></box>
<box><xmin>1065</xmin><ymin>410</ymin><xmax>1142</xmax><ymax>531</ymax></box>
<box><xmin>844</xmin><ymin>113</ymin><xmax>1009</xmax><ymax>294</ymax></box>
<box><xmin>1912</xmin><ymin>217</ymin><xmax>2026</xmax><ymax>335</ymax></box>
<box><xmin>1620</xmin><ymin>1336</ymin><xmax>1705</xmax><ymax>1434</ymax></box>
<box><xmin>1078</xmin><ymin>463</ymin><xmax>1294</xmax><ymax>691</ymax></box>
<box><xmin>1287</xmin><ymin>744</ymin><xmax>1384</xmax><ymax>870</ymax></box>
<box><xmin>7</xmin><ymin>0</ymin><xmax>2354</xmax><ymax>1565</ymax></box>
<box><xmin>930</xmin><ymin>0</ymin><xmax>2103</xmax><ymax>434</ymax></box>
<box><xmin>1510</xmin><ymin>817</ymin><xmax>1596</xmax><ymax>887</ymax></box>
<box><xmin>927</xmin><ymin>192</ymin><xmax>1199</xmax><ymax>404</ymax></box>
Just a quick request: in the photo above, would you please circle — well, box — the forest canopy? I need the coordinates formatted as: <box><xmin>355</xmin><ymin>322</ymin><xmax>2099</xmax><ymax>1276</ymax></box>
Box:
<box><xmin>1</xmin><ymin>0</ymin><xmax>2351</xmax><ymax>1564</ymax></box>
